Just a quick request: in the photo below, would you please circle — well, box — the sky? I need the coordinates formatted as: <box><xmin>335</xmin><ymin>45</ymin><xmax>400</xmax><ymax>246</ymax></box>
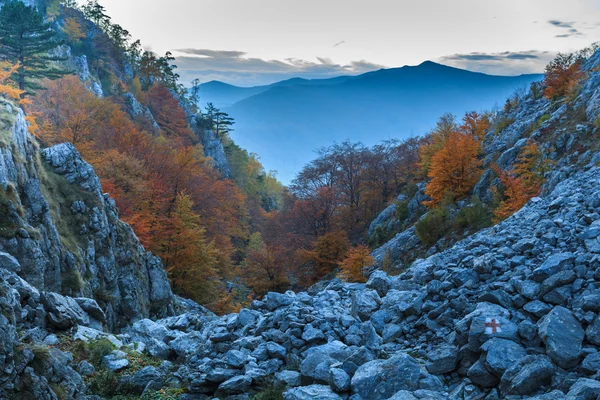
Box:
<box><xmin>91</xmin><ymin>0</ymin><xmax>600</xmax><ymax>86</ymax></box>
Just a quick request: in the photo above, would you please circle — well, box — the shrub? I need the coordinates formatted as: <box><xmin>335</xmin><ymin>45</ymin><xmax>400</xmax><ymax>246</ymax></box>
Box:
<box><xmin>456</xmin><ymin>198</ymin><xmax>493</xmax><ymax>231</ymax></box>
<box><xmin>415</xmin><ymin>206</ymin><xmax>453</xmax><ymax>247</ymax></box>
<box><xmin>494</xmin><ymin>117</ymin><xmax>516</xmax><ymax>135</ymax></box>
<box><xmin>401</xmin><ymin>182</ymin><xmax>419</xmax><ymax>199</ymax></box>
<box><xmin>62</xmin><ymin>268</ymin><xmax>84</xmax><ymax>293</ymax></box>
<box><xmin>87</xmin><ymin>369</ymin><xmax>119</xmax><ymax>397</ymax></box>
<box><xmin>395</xmin><ymin>200</ymin><xmax>409</xmax><ymax>221</ymax></box>
<box><xmin>88</xmin><ymin>338</ymin><xmax>115</xmax><ymax>366</ymax></box>
<box><xmin>252</xmin><ymin>385</ymin><xmax>285</xmax><ymax>400</ymax></box>
<box><xmin>29</xmin><ymin>344</ymin><xmax>51</xmax><ymax>373</ymax></box>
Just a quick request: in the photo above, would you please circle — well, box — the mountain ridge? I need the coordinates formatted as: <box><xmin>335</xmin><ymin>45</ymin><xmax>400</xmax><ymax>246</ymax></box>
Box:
<box><xmin>207</xmin><ymin>62</ymin><xmax>542</xmax><ymax>182</ymax></box>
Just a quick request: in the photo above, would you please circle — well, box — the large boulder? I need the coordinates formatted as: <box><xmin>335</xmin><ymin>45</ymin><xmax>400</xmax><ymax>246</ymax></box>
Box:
<box><xmin>531</xmin><ymin>253</ymin><xmax>574</xmax><ymax>282</ymax></box>
<box><xmin>481</xmin><ymin>338</ymin><xmax>526</xmax><ymax>377</ymax></box>
<box><xmin>500</xmin><ymin>355</ymin><xmax>556</xmax><ymax>395</ymax></box>
<box><xmin>351</xmin><ymin>289</ymin><xmax>381</xmax><ymax>321</ymax></box>
<box><xmin>351</xmin><ymin>353</ymin><xmax>442</xmax><ymax>399</ymax></box>
<box><xmin>538</xmin><ymin>306</ymin><xmax>584</xmax><ymax>369</ymax></box>
<box><xmin>426</xmin><ymin>346</ymin><xmax>458</xmax><ymax>375</ymax></box>
<box><xmin>0</xmin><ymin>252</ymin><xmax>20</xmax><ymax>272</ymax></box>
<box><xmin>566</xmin><ymin>378</ymin><xmax>600</xmax><ymax>399</ymax></box>
<box><xmin>40</xmin><ymin>292</ymin><xmax>89</xmax><ymax>329</ymax></box>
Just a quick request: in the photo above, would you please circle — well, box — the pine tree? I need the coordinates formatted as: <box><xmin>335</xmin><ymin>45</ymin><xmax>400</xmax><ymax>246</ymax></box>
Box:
<box><xmin>204</xmin><ymin>102</ymin><xmax>235</xmax><ymax>139</ymax></box>
<box><xmin>0</xmin><ymin>1</ymin><xmax>68</xmax><ymax>96</ymax></box>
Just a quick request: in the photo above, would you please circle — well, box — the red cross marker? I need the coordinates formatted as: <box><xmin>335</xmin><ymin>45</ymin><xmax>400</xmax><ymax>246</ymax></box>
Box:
<box><xmin>484</xmin><ymin>318</ymin><xmax>501</xmax><ymax>334</ymax></box>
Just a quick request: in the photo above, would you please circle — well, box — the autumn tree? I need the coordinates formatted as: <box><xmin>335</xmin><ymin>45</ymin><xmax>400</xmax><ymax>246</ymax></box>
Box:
<box><xmin>424</xmin><ymin>132</ymin><xmax>482</xmax><ymax>207</ymax></box>
<box><xmin>34</xmin><ymin>75</ymin><xmax>112</xmax><ymax>149</ymax></box>
<box><xmin>460</xmin><ymin>111</ymin><xmax>490</xmax><ymax>141</ymax></box>
<box><xmin>493</xmin><ymin>141</ymin><xmax>553</xmax><ymax>221</ymax></box>
<box><xmin>243</xmin><ymin>232</ymin><xmax>290</xmax><ymax>296</ymax></box>
<box><xmin>492</xmin><ymin>167</ymin><xmax>530</xmax><ymax>222</ymax></box>
<box><xmin>144</xmin><ymin>83</ymin><xmax>194</xmax><ymax>141</ymax></box>
<box><xmin>338</xmin><ymin>244</ymin><xmax>374</xmax><ymax>283</ymax></box>
<box><xmin>158</xmin><ymin>192</ymin><xmax>219</xmax><ymax>304</ymax></box>
<box><xmin>63</xmin><ymin>17</ymin><xmax>86</xmax><ymax>43</ymax></box>
<box><xmin>0</xmin><ymin>1</ymin><xmax>68</xmax><ymax>95</ymax></box>
<box><xmin>512</xmin><ymin>141</ymin><xmax>553</xmax><ymax>189</ymax></box>
<box><xmin>299</xmin><ymin>230</ymin><xmax>349</xmax><ymax>284</ymax></box>
<box><xmin>419</xmin><ymin>113</ymin><xmax>459</xmax><ymax>176</ymax></box>
<box><xmin>0</xmin><ymin>62</ymin><xmax>25</xmax><ymax>102</ymax></box>
<box><xmin>543</xmin><ymin>53</ymin><xmax>584</xmax><ymax>100</ymax></box>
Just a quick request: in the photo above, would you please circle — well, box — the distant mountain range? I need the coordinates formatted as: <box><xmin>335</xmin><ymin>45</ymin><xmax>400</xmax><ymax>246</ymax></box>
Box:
<box><xmin>195</xmin><ymin>62</ymin><xmax>542</xmax><ymax>184</ymax></box>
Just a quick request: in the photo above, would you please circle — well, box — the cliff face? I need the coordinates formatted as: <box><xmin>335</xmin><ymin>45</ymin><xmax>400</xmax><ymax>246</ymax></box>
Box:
<box><xmin>0</xmin><ymin>100</ymin><xmax>174</xmax><ymax>330</ymax></box>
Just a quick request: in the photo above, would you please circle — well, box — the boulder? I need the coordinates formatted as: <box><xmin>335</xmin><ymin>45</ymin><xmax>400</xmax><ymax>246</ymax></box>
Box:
<box><xmin>468</xmin><ymin>359</ymin><xmax>499</xmax><ymax>388</ymax></box>
<box><xmin>263</xmin><ymin>292</ymin><xmax>293</xmax><ymax>310</ymax></box>
<box><xmin>41</xmin><ymin>292</ymin><xmax>90</xmax><ymax>329</ymax></box>
<box><xmin>0</xmin><ymin>252</ymin><xmax>20</xmax><ymax>272</ymax></box>
<box><xmin>538</xmin><ymin>306</ymin><xmax>584</xmax><ymax>369</ymax></box>
<box><xmin>500</xmin><ymin>355</ymin><xmax>556</xmax><ymax>395</ymax></box>
<box><xmin>283</xmin><ymin>384</ymin><xmax>343</xmax><ymax>400</ymax></box>
<box><xmin>103</xmin><ymin>351</ymin><xmax>129</xmax><ymax>372</ymax></box>
<box><xmin>74</xmin><ymin>298</ymin><xmax>105</xmax><ymax>322</ymax></box>
<box><xmin>426</xmin><ymin>345</ymin><xmax>458</xmax><ymax>375</ymax></box>
<box><xmin>531</xmin><ymin>253</ymin><xmax>574</xmax><ymax>282</ymax></box>
<box><xmin>481</xmin><ymin>338</ymin><xmax>526</xmax><ymax>377</ymax></box>
<box><xmin>218</xmin><ymin>375</ymin><xmax>252</xmax><ymax>395</ymax></box>
<box><xmin>566</xmin><ymin>378</ymin><xmax>600</xmax><ymax>399</ymax></box>
<box><xmin>351</xmin><ymin>289</ymin><xmax>381</xmax><ymax>321</ymax></box>
<box><xmin>329</xmin><ymin>368</ymin><xmax>350</xmax><ymax>392</ymax></box>
<box><xmin>351</xmin><ymin>353</ymin><xmax>442</xmax><ymax>399</ymax></box>
<box><xmin>275</xmin><ymin>370</ymin><xmax>301</xmax><ymax>387</ymax></box>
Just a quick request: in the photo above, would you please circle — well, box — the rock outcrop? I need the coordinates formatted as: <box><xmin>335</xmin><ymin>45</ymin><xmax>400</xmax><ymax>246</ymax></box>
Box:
<box><xmin>0</xmin><ymin>100</ymin><xmax>174</xmax><ymax>327</ymax></box>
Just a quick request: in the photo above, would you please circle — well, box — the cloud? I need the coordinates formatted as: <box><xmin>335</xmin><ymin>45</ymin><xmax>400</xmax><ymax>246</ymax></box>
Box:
<box><xmin>333</xmin><ymin>41</ymin><xmax>346</xmax><ymax>48</ymax></box>
<box><xmin>175</xmin><ymin>48</ymin><xmax>247</xmax><ymax>58</ymax></box>
<box><xmin>439</xmin><ymin>50</ymin><xmax>555</xmax><ymax>75</ymax></box>
<box><xmin>547</xmin><ymin>20</ymin><xmax>584</xmax><ymax>38</ymax></box>
<box><xmin>172</xmin><ymin>48</ymin><xmax>384</xmax><ymax>86</ymax></box>
<box><xmin>548</xmin><ymin>20</ymin><xmax>574</xmax><ymax>29</ymax></box>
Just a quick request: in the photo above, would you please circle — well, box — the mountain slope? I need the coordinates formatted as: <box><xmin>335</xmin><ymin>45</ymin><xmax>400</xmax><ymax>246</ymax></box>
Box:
<box><xmin>195</xmin><ymin>75</ymin><xmax>356</xmax><ymax>108</ymax></box>
<box><xmin>212</xmin><ymin>63</ymin><xmax>541</xmax><ymax>182</ymax></box>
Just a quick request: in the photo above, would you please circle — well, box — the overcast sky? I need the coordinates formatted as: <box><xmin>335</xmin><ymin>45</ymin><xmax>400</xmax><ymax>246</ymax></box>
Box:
<box><xmin>92</xmin><ymin>0</ymin><xmax>600</xmax><ymax>86</ymax></box>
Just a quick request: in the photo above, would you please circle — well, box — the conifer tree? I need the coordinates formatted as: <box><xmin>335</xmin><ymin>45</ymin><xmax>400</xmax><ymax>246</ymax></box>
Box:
<box><xmin>0</xmin><ymin>1</ymin><xmax>67</xmax><ymax>96</ymax></box>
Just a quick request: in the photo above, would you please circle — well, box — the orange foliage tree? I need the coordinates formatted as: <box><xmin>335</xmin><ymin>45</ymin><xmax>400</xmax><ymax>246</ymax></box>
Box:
<box><xmin>157</xmin><ymin>192</ymin><xmax>219</xmax><ymax>304</ymax></box>
<box><xmin>493</xmin><ymin>141</ymin><xmax>553</xmax><ymax>221</ymax></box>
<box><xmin>299</xmin><ymin>230</ymin><xmax>349</xmax><ymax>284</ymax></box>
<box><xmin>460</xmin><ymin>111</ymin><xmax>490</xmax><ymax>141</ymax></box>
<box><xmin>424</xmin><ymin>132</ymin><xmax>482</xmax><ymax>207</ymax></box>
<box><xmin>243</xmin><ymin>232</ymin><xmax>290</xmax><ymax>296</ymax></box>
<box><xmin>543</xmin><ymin>53</ymin><xmax>584</xmax><ymax>100</ymax></box>
<box><xmin>0</xmin><ymin>62</ymin><xmax>25</xmax><ymax>102</ymax></box>
<box><xmin>63</xmin><ymin>17</ymin><xmax>86</xmax><ymax>43</ymax></box>
<box><xmin>418</xmin><ymin>113</ymin><xmax>458</xmax><ymax>177</ymax></box>
<box><xmin>338</xmin><ymin>244</ymin><xmax>374</xmax><ymax>283</ymax></box>
<box><xmin>143</xmin><ymin>83</ymin><xmax>194</xmax><ymax>142</ymax></box>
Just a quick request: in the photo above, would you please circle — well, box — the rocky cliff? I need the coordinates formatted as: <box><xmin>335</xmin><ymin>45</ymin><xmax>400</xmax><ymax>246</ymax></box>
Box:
<box><xmin>0</xmin><ymin>98</ymin><xmax>174</xmax><ymax>324</ymax></box>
